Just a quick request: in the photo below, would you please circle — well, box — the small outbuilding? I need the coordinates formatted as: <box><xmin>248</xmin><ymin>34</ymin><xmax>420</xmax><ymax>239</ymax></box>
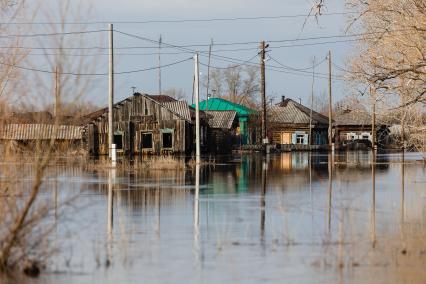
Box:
<box><xmin>205</xmin><ymin>110</ymin><xmax>238</xmax><ymax>153</ymax></box>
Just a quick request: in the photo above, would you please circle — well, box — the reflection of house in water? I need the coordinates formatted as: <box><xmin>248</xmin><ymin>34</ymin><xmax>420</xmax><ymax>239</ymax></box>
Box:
<box><xmin>273</xmin><ymin>152</ymin><xmax>318</xmax><ymax>172</ymax></box>
<box><xmin>334</xmin><ymin>151</ymin><xmax>389</xmax><ymax>172</ymax></box>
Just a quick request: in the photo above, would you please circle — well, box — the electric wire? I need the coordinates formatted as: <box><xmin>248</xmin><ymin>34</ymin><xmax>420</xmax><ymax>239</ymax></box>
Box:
<box><xmin>0</xmin><ymin>28</ymin><xmax>404</xmax><ymax>51</ymax></box>
<box><xmin>268</xmin><ymin>55</ymin><xmax>327</xmax><ymax>71</ymax></box>
<box><xmin>0</xmin><ymin>11</ymin><xmax>357</xmax><ymax>25</ymax></box>
<box><xmin>0</xmin><ymin>57</ymin><xmax>192</xmax><ymax>76</ymax></box>
<box><xmin>0</xmin><ymin>29</ymin><xmax>107</xmax><ymax>39</ymax></box>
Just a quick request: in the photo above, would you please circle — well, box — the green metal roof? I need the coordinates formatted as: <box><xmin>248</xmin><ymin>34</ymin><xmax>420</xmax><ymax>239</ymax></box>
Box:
<box><xmin>191</xmin><ymin>98</ymin><xmax>257</xmax><ymax>117</ymax></box>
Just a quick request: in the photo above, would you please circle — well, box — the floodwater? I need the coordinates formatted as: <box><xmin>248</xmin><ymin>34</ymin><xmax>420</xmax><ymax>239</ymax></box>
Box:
<box><xmin>8</xmin><ymin>151</ymin><xmax>426</xmax><ymax>283</ymax></box>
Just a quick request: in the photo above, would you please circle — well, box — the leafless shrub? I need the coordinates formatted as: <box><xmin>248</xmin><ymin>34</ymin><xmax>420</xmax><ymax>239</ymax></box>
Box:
<box><xmin>0</xmin><ymin>0</ymin><xmax>99</xmax><ymax>276</ymax></box>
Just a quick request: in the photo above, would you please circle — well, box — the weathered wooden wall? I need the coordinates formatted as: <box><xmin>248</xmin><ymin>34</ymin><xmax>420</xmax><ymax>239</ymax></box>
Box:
<box><xmin>85</xmin><ymin>94</ymin><xmax>193</xmax><ymax>155</ymax></box>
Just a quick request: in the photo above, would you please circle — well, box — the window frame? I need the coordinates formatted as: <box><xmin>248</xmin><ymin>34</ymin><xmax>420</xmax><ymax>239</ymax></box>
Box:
<box><xmin>141</xmin><ymin>131</ymin><xmax>153</xmax><ymax>150</ymax></box>
<box><xmin>160</xmin><ymin>129</ymin><xmax>174</xmax><ymax>150</ymax></box>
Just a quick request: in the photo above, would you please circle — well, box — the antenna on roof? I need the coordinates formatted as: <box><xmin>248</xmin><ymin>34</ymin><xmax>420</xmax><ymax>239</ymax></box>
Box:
<box><xmin>131</xmin><ymin>86</ymin><xmax>136</xmax><ymax>94</ymax></box>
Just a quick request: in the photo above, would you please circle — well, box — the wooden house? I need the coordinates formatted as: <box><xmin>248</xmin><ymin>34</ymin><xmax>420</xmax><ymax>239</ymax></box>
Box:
<box><xmin>83</xmin><ymin>93</ymin><xmax>207</xmax><ymax>155</ymax></box>
<box><xmin>205</xmin><ymin>110</ymin><xmax>238</xmax><ymax>153</ymax></box>
<box><xmin>268</xmin><ymin>97</ymin><xmax>329</xmax><ymax>148</ymax></box>
<box><xmin>334</xmin><ymin>107</ymin><xmax>389</xmax><ymax>149</ymax></box>
<box><xmin>193</xmin><ymin>98</ymin><xmax>258</xmax><ymax>145</ymax></box>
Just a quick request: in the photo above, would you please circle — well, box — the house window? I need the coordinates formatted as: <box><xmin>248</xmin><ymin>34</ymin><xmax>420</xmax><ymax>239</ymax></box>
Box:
<box><xmin>362</xmin><ymin>135</ymin><xmax>369</xmax><ymax>140</ymax></box>
<box><xmin>162</xmin><ymin>132</ymin><xmax>173</xmax><ymax>149</ymax></box>
<box><xmin>114</xmin><ymin>133</ymin><xmax>124</xmax><ymax>150</ymax></box>
<box><xmin>296</xmin><ymin>134</ymin><xmax>305</xmax><ymax>144</ymax></box>
<box><xmin>141</xmin><ymin>132</ymin><xmax>153</xmax><ymax>149</ymax></box>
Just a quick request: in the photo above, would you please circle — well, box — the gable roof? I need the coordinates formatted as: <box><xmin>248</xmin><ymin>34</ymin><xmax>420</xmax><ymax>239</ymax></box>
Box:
<box><xmin>270</xmin><ymin>98</ymin><xmax>329</xmax><ymax>125</ymax></box>
<box><xmin>205</xmin><ymin>111</ymin><xmax>237</xmax><ymax>129</ymax></box>
<box><xmin>192</xmin><ymin>98</ymin><xmax>257</xmax><ymax>117</ymax></box>
<box><xmin>334</xmin><ymin>107</ymin><xmax>372</xmax><ymax>126</ymax></box>
<box><xmin>83</xmin><ymin>93</ymin><xmax>194</xmax><ymax>124</ymax></box>
<box><xmin>163</xmin><ymin>101</ymin><xmax>191</xmax><ymax>121</ymax></box>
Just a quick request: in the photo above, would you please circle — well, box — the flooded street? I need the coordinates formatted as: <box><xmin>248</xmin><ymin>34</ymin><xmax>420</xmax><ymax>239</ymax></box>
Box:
<box><xmin>13</xmin><ymin>152</ymin><xmax>426</xmax><ymax>284</ymax></box>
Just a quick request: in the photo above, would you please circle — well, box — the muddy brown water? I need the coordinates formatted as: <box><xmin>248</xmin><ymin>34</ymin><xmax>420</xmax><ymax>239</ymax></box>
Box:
<box><xmin>5</xmin><ymin>151</ymin><xmax>426</xmax><ymax>284</ymax></box>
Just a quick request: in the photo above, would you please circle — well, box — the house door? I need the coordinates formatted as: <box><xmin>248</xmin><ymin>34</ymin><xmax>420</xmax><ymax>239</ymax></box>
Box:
<box><xmin>281</xmin><ymin>132</ymin><xmax>292</xmax><ymax>144</ymax></box>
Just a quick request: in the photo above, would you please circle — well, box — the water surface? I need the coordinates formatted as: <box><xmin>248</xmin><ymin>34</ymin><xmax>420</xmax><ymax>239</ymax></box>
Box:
<box><xmin>11</xmin><ymin>152</ymin><xmax>426</xmax><ymax>283</ymax></box>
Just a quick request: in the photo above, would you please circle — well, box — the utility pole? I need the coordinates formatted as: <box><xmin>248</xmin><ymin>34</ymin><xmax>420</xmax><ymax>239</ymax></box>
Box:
<box><xmin>206</xmin><ymin>39</ymin><xmax>213</xmax><ymax>111</ymax></box>
<box><xmin>158</xmin><ymin>35</ymin><xmax>162</xmax><ymax>95</ymax></box>
<box><xmin>108</xmin><ymin>23</ymin><xmax>115</xmax><ymax>162</ymax></box>
<box><xmin>371</xmin><ymin>85</ymin><xmax>376</xmax><ymax>150</ymax></box>
<box><xmin>328</xmin><ymin>50</ymin><xmax>333</xmax><ymax>151</ymax></box>
<box><xmin>309</xmin><ymin>56</ymin><xmax>316</xmax><ymax>146</ymax></box>
<box><xmin>260</xmin><ymin>41</ymin><xmax>268</xmax><ymax>151</ymax></box>
<box><xmin>194</xmin><ymin>53</ymin><xmax>201</xmax><ymax>164</ymax></box>
<box><xmin>54</xmin><ymin>66</ymin><xmax>60</xmax><ymax>118</ymax></box>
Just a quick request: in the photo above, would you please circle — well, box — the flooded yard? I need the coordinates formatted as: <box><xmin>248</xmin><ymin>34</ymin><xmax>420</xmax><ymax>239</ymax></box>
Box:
<box><xmin>6</xmin><ymin>151</ymin><xmax>426</xmax><ymax>284</ymax></box>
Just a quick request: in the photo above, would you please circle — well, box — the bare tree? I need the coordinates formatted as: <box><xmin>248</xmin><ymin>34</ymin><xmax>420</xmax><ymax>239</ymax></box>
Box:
<box><xmin>205</xmin><ymin>65</ymin><xmax>259</xmax><ymax>108</ymax></box>
<box><xmin>163</xmin><ymin>88</ymin><xmax>187</xmax><ymax>101</ymax></box>
<box><xmin>344</xmin><ymin>0</ymin><xmax>426</xmax><ymax>154</ymax></box>
<box><xmin>0</xmin><ymin>0</ymin><xmax>98</xmax><ymax>276</ymax></box>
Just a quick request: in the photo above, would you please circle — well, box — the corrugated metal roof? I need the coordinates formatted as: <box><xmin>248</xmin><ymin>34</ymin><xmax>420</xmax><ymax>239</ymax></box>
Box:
<box><xmin>163</xmin><ymin>101</ymin><xmax>191</xmax><ymax>121</ymax></box>
<box><xmin>0</xmin><ymin>124</ymin><xmax>82</xmax><ymax>140</ymax></box>
<box><xmin>269</xmin><ymin>99</ymin><xmax>329</xmax><ymax>125</ymax></box>
<box><xmin>148</xmin><ymin>95</ymin><xmax>177</xmax><ymax>103</ymax></box>
<box><xmin>84</xmin><ymin>93</ymin><xmax>194</xmax><ymax>124</ymax></box>
<box><xmin>334</xmin><ymin>108</ymin><xmax>372</xmax><ymax>126</ymax></box>
<box><xmin>205</xmin><ymin>111</ymin><xmax>237</xmax><ymax>129</ymax></box>
<box><xmin>192</xmin><ymin>98</ymin><xmax>257</xmax><ymax>116</ymax></box>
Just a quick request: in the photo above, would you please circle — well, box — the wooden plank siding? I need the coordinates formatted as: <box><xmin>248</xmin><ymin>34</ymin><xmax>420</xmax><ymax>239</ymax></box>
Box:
<box><xmin>84</xmin><ymin>93</ymin><xmax>195</xmax><ymax>155</ymax></box>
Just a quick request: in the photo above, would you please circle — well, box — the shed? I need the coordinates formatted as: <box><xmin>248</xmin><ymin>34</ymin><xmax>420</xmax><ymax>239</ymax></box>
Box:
<box><xmin>205</xmin><ymin>110</ymin><xmax>238</xmax><ymax>153</ymax></box>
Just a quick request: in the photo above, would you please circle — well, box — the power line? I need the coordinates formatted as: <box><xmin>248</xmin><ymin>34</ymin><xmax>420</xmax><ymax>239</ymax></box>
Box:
<box><xmin>201</xmin><ymin>59</ymin><xmax>345</xmax><ymax>81</ymax></box>
<box><xmin>0</xmin><ymin>57</ymin><xmax>192</xmax><ymax>76</ymax></box>
<box><xmin>268</xmin><ymin>55</ymin><xmax>327</xmax><ymax>71</ymax></box>
<box><xmin>199</xmin><ymin>54</ymin><xmax>259</xmax><ymax>70</ymax></box>
<box><xmin>0</xmin><ymin>29</ymin><xmax>405</xmax><ymax>51</ymax></box>
<box><xmin>115</xmin><ymin>28</ymin><xmax>410</xmax><ymax>48</ymax></box>
<box><xmin>0</xmin><ymin>11</ymin><xmax>357</xmax><ymax>25</ymax></box>
<box><xmin>267</xmin><ymin>55</ymin><xmax>343</xmax><ymax>79</ymax></box>
<box><xmin>0</xmin><ymin>29</ymin><xmax>107</xmax><ymax>39</ymax></box>
<box><xmin>0</xmin><ymin>46</ymin><xmax>261</xmax><ymax>57</ymax></box>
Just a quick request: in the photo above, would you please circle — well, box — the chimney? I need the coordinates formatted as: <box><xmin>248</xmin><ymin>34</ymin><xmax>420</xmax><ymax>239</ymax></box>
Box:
<box><xmin>281</xmin><ymin>96</ymin><xmax>285</xmax><ymax>103</ymax></box>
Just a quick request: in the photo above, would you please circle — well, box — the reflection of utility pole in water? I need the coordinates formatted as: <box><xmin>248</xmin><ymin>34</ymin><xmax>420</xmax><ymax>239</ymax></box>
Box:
<box><xmin>107</xmin><ymin>168</ymin><xmax>115</xmax><ymax>265</ymax></box>
<box><xmin>156</xmin><ymin>186</ymin><xmax>161</xmax><ymax>237</ymax></box>
<box><xmin>309</xmin><ymin>152</ymin><xmax>314</xmax><ymax>240</ymax></box>
<box><xmin>400</xmin><ymin>152</ymin><xmax>405</xmax><ymax>245</ymax></box>
<box><xmin>371</xmin><ymin>151</ymin><xmax>376</xmax><ymax>248</ymax></box>
<box><xmin>54</xmin><ymin>171</ymin><xmax>58</xmax><ymax>221</ymax></box>
<box><xmin>327</xmin><ymin>153</ymin><xmax>333</xmax><ymax>235</ymax></box>
<box><xmin>260</xmin><ymin>159</ymin><xmax>267</xmax><ymax>243</ymax></box>
<box><xmin>193</xmin><ymin>164</ymin><xmax>201</xmax><ymax>268</ymax></box>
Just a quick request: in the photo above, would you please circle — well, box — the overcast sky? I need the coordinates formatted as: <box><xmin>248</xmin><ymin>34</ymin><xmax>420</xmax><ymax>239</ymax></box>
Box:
<box><xmin>26</xmin><ymin>0</ymin><xmax>356</xmax><ymax>108</ymax></box>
